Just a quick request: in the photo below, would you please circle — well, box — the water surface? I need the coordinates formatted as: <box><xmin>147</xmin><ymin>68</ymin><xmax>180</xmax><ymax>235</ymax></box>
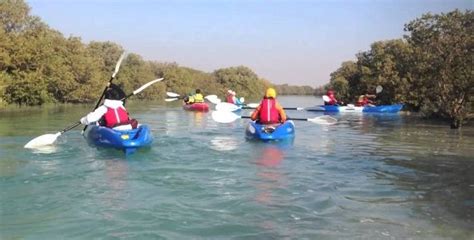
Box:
<box><xmin>1</xmin><ymin>96</ymin><xmax>473</xmax><ymax>239</ymax></box>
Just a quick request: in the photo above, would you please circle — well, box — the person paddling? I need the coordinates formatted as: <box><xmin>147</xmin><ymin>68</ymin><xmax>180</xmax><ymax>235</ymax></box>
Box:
<box><xmin>80</xmin><ymin>83</ymin><xmax>138</xmax><ymax>129</ymax></box>
<box><xmin>356</xmin><ymin>93</ymin><xmax>376</xmax><ymax>107</ymax></box>
<box><xmin>250</xmin><ymin>88</ymin><xmax>287</xmax><ymax>124</ymax></box>
<box><xmin>324</xmin><ymin>89</ymin><xmax>343</xmax><ymax>106</ymax></box>
<box><xmin>185</xmin><ymin>89</ymin><xmax>205</xmax><ymax>104</ymax></box>
<box><xmin>226</xmin><ymin>89</ymin><xmax>244</xmax><ymax>105</ymax></box>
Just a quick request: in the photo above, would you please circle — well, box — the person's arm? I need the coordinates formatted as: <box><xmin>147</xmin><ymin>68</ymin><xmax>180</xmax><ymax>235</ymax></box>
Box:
<box><xmin>250</xmin><ymin>105</ymin><xmax>261</xmax><ymax>121</ymax></box>
<box><xmin>80</xmin><ymin>106</ymin><xmax>107</xmax><ymax>125</ymax></box>
<box><xmin>276</xmin><ymin>102</ymin><xmax>287</xmax><ymax>122</ymax></box>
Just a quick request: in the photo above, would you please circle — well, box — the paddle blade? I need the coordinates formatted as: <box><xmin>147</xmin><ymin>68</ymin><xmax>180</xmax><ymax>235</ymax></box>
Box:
<box><xmin>246</xmin><ymin>103</ymin><xmax>259</xmax><ymax>108</ymax></box>
<box><xmin>322</xmin><ymin>95</ymin><xmax>330</xmax><ymax>102</ymax></box>
<box><xmin>211</xmin><ymin>111</ymin><xmax>241</xmax><ymax>123</ymax></box>
<box><xmin>111</xmin><ymin>52</ymin><xmax>127</xmax><ymax>78</ymax></box>
<box><xmin>165</xmin><ymin>98</ymin><xmax>179</xmax><ymax>102</ymax></box>
<box><xmin>215</xmin><ymin>102</ymin><xmax>240</xmax><ymax>112</ymax></box>
<box><xmin>205</xmin><ymin>95</ymin><xmax>221</xmax><ymax>104</ymax></box>
<box><xmin>308</xmin><ymin>115</ymin><xmax>338</xmax><ymax>125</ymax></box>
<box><xmin>24</xmin><ymin>132</ymin><xmax>61</xmax><ymax>148</ymax></box>
<box><xmin>166</xmin><ymin>92</ymin><xmax>180</xmax><ymax>97</ymax></box>
<box><xmin>132</xmin><ymin>78</ymin><xmax>164</xmax><ymax>95</ymax></box>
<box><xmin>376</xmin><ymin>85</ymin><xmax>383</xmax><ymax>94</ymax></box>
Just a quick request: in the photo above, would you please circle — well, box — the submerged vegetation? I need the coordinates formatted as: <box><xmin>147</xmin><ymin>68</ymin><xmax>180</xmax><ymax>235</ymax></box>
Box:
<box><xmin>326</xmin><ymin>10</ymin><xmax>473</xmax><ymax>128</ymax></box>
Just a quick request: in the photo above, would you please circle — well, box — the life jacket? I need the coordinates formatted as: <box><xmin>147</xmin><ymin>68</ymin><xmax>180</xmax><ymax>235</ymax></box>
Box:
<box><xmin>226</xmin><ymin>95</ymin><xmax>235</xmax><ymax>104</ymax></box>
<box><xmin>356</xmin><ymin>95</ymin><xmax>368</xmax><ymax>106</ymax></box>
<box><xmin>193</xmin><ymin>93</ymin><xmax>204</xmax><ymax>103</ymax></box>
<box><xmin>103</xmin><ymin>106</ymin><xmax>129</xmax><ymax>128</ymax></box>
<box><xmin>327</xmin><ymin>94</ymin><xmax>337</xmax><ymax>105</ymax></box>
<box><xmin>259</xmin><ymin>98</ymin><xmax>280</xmax><ymax>124</ymax></box>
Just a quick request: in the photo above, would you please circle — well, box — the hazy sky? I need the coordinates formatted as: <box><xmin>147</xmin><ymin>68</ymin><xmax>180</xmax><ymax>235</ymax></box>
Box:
<box><xmin>28</xmin><ymin>0</ymin><xmax>471</xmax><ymax>87</ymax></box>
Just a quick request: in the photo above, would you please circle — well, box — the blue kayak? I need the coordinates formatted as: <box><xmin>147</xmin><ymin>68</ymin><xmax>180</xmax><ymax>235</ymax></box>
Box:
<box><xmin>84</xmin><ymin>125</ymin><xmax>153</xmax><ymax>155</ymax></box>
<box><xmin>306</xmin><ymin>104</ymin><xmax>403</xmax><ymax>113</ymax></box>
<box><xmin>245</xmin><ymin>121</ymin><xmax>295</xmax><ymax>141</ymax></box>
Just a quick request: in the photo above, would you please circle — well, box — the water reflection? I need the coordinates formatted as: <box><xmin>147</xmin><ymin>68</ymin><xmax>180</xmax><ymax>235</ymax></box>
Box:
<box><xmin>209</xmin><ymin>136</ymin><xmax>239</xmax><ymax>151</ymax></box>
<box><xmin>29</xmin><ymin>145</ymin><xmax>59</xmax><ymax>154</ymax></box>
<box><xmin>101</xmin><ymin>159</ymin><xmax>129</xmax><ymax>221</ymax></box>
<box><xmin>383</xmin><ymin>154</ymin><xmax>474</xmax><ymax>234</ymax></box>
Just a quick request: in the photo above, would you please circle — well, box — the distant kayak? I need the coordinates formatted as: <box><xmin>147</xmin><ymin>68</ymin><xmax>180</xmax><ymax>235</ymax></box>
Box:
<box><xmin>245</xmin><ymin>121</ymin><xmax>295</xmax><ymax>141</ymax></box>
<box><xmin>306</xmin><ymin>104</ymin><xmax>403</xmax><ymax>113</ymax></box>
<box><xmin>183</xmin><ymin>102</ymin><xmax>209</xmax><ymax>112</ymax></box>
<box><xmin>84</xmin><ymin>125</ymin><xmax>153</xmax><ymax>155</ymax></box>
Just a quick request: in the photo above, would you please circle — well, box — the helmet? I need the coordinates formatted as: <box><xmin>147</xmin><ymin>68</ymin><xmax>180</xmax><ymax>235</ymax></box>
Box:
<box><xmin>265</xmin><ymin>88</ymin><xmax>276</xmax><ymax>98</ymax></box>
<box><xmin>195</xmin><ymin>89</ymin><xmax>201</xmax><ymax>94</ymax></box>
<box><xmin>105</xmin><ymin>83</ymin><xmax>126</xmax><ymax>100</ymax></box>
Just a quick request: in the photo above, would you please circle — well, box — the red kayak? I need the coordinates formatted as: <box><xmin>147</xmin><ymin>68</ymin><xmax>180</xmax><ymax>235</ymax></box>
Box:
<box><xmin>183</xmin><ymin>102</ymin><xmax>209</xmax><ymax>112</ymax></box>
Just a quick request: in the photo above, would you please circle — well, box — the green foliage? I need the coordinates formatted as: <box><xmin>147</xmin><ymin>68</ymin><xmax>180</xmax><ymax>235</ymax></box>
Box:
<box><xmin>0</xmin><ymin>0</ymin><xmax>297</xmax><ymax>106</ymax></box>
<box><xmin>213</xmin><ymin>66</ymin><xmax>270</xmax><ymax>99</ymax></box>
<box><xmin>327</xmin><ymin>9</ymin><xmax>472</xmax><ymax>127</ymax></box>
<box><xmin>404</xmin><ymin>9</ymin><xmax>473</xmax><ymax>127</ymax></box>
<box><xmin>274</xmin><ymin>84</ymin><xmax>315</xmax><ymax>95</ymax></box>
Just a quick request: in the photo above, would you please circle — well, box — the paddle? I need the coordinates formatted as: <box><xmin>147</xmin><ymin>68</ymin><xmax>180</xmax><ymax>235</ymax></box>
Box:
<box><xmin>211</xmin><ymin>111</ymin><xmax>337</xmax><ymax>125</ymax></box>
<box><xmin>82</xmin><ymin>52</ymin><xmax>127</xmax><ymax>133</ymax></box>
<box><xmin>376</xmin><ymin>85</ymin><xmax>383</xmax><ymax>94</ymax></box>
<box><xmin>164</xmin><ymin>91</ymin><xmax>219</xmax><ymax>103</ymax></box>
<box><xmin>24</xmin><ymin>78</ymin><xmax>164</xmax><ymax>149</ymax></box>
<box><xmin>215</xmin><ymin>102</ymin><xmax>307</xmax><ymax>112</ymax></box>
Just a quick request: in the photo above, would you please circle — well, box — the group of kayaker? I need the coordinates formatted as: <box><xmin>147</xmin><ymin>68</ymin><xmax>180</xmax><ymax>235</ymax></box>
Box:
<box><xmin>324</xmin><ymin>89</ymin><xmax>376</xmax><ymax>107</ymax></box>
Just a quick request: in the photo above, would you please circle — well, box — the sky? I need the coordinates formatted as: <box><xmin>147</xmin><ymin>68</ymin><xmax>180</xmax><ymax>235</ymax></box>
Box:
<box><xmin>28</xmin><ymin>0</ymin><xmax>471</xmax><ymax>87</ymax></box>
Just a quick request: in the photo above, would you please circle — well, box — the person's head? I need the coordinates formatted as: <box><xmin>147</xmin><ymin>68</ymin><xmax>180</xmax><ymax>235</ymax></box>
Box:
<box><xmin>265</xmin><ymin>88</ymin><xmax>276</xmax><ymax>98</ymax></box>
<box><xmin>227</xmin><ymin>89</ymin><xmax>235</xmax><ymax>96</ymax></box>
<box><xmin>327</xmin><ymin>89</ymin><xmax>335</xmax><ymax>96</ymax></box>
<box><xmin>195</xmin><ymin>89</ymin><xmax>201</xmax><ymax>94</ymax></box>
<box><xmin>105</xmin><ymin>83</ymin><xmax>126</xmax><ymax>100</ymax></box>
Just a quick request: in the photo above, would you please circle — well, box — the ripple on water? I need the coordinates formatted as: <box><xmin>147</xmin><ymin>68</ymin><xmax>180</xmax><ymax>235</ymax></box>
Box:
<box><xmin>1</xmin><ymin>100</ymin><xmax>474</xmax><ymax>239</ymax></box>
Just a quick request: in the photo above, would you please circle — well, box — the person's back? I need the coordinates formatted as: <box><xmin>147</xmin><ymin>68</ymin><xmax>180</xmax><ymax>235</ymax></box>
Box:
<box><xmin>226</xmin><ymin>90</ymin><xmax>236</xmax><ymax>104</ymax></box>
<box><xmin>191</xmin><ymin>89</ymin><xmax>204</xmax><ymax>103</ymax></box>
<box><xmin>251</xmin><ymin>88</ymin><xmax>287</xmax><ymax>124</ymax></box>
<box><xmin>80</xmin><ymin>84</ymin><xmax>137</xmax><ymax>129</ymax></box>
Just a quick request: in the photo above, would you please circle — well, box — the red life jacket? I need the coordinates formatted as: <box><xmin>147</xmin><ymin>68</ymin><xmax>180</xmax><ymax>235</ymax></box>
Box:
<box><xmin>226</xmin><ymin>95</ymin><xmax>234</xmax><ymax>104</ymax></box>
<box><xmin>103</xmin><ymin>107</ymin><xmax>129</xmax><ymax>128</ymax></box>
<box><xmin>259</xmin><ymin>98</ymin><xmax>279</xmax><ymax>124</ymax></box>
<box><xmin>356</xmin><ymin>96</ymin><xmax>369</xmax><ymax>106</ymax></box>
<box><xmin>327</xmin><ymin>95</ymin><xmax>337</xmax><ymax>105</ymax></box>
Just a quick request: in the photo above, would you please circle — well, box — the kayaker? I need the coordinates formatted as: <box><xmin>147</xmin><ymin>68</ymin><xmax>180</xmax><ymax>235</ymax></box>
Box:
<box><xmin>356</xmin><ymin>94</ymin><xmax>376</xmax><ymax>107</ymax></box>
<box><xmin>186</xmin><ymin>89</ymin><xmax>204</xmax><ymax>104</ymax></box>
<box><xmin>226</xmin><ymin>89</ymin><xmax>244</xmax><ymax>105</ymax></box>
<box><xmin>324</xmin><ymin>89</ymin><xmax>341</xmax><ymax>105</ymax></box>
<box><xmin>251</xmin><ymin>88</ymin><xmax>287</xmax><ymax>124</ymax></box>
<box><xmin>80</xmin><ymin>83</ymin><xmax>138</xmax><ymax>129</ymax></box>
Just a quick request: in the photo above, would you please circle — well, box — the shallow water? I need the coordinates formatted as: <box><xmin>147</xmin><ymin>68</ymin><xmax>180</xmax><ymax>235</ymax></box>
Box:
<box><xmin>1</xmin><ymin>96</ymin><xmax>473</xmax><ymax>239</ymax></box>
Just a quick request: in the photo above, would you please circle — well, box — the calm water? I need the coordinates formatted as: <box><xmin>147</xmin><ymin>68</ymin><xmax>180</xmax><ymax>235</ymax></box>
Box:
<box><xmin>1</xmin><ymin>96</ymin><xmax>473</xmax><ymax>239</ymax></box>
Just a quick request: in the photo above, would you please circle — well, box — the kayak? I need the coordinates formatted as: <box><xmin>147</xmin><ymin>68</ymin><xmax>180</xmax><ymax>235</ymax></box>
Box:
<box><xmin>84</xmin><ymin>125</ymin><xmax>153</xmax><ymax>155</ymax></box>
<box><xmin>306</xmin><ymin>104</ymin><xmax>403</xmax><ymax>113</ymax></box>
<box><xmin>245</xmin><ymin>121</ymin><xmax>295</xmax><ymax>141</ymax></box>
<box><xmin>183</xmin><ymin>102</ymin><xmax>209</xmax><ymax>112</ymax></box>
